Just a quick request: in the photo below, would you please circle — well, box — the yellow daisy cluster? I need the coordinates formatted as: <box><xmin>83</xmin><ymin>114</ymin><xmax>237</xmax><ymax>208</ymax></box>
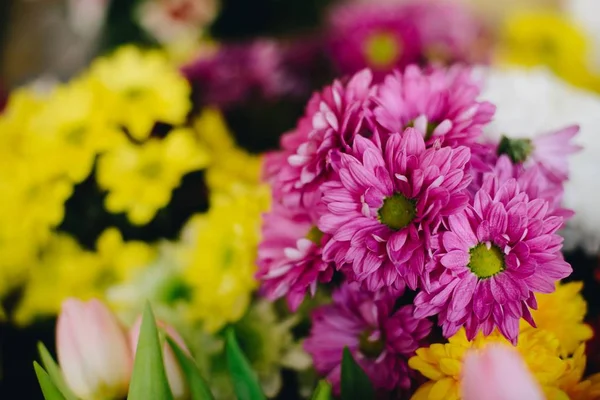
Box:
<box><xmin>497</xmin><ymin>11</ymin><xmax>600</xmax><ymax>91</ymax></box>
<box><xmin>0</xmin><ymin>44</ymin><xmax>209</xmax><ymax>318</ymax></box>
<box><xmin>15</xmin><ymin>228</ymin><xmax>155</xmax><ymax>325</ymax></box>
<box><xmin>409</xmin><ymin>281</ymin><xmax>597</xmax><ymax>400</ymax></box>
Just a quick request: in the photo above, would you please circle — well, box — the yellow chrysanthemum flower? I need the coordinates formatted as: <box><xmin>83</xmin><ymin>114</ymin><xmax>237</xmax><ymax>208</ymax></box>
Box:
<box><xmin>14</xmin><ymin>229</ymin><xmax>155</xmax><ymax>325</ymax></box>
<box><xmin>409</xmin><ymin>328</ymin><xmax>568</xmax><ymax>400</ymax></box>
<box><xmin>181</xmin><ymin>186</ymin><xmax>270</xmax><ymax>333</ymax></box>
<box><xmin>193</xmin><ymin>108</ymin><xmax>236</xmax><ymax>154</ymax></box>
<box><xmin>522</xmin><ymin>281</ymin><xmax>593</xmax><ymax>356</ymax></box>
<box><xmin>97</xmin><ymin>128</ymin><xmax>209</xmax><ymax>225</ymax></box>
<box><xmin>88</xmin><ymin>45</ymin><xmax>191</xmax><ymax>141</ymax></box>
<box><xmin>497</xmin><ymin>11</ymin><xmax>599</xmax><ymax>90</ymax></box>
<box><xmin>30</xmin><ymin>78</ymin><xmax>124</xmax><ymax>183</ymax></box>
<box><xmin>559</xmin><ymin>345</ymin><xmax>600</xmax><ymax>400</ymax></box>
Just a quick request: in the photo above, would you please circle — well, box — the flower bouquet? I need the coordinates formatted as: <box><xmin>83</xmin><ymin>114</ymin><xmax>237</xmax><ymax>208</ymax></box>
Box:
<box><xmin>1</xmin><ymin>0</ymin><xmax>600</xmax><ymax>400</ymax></box>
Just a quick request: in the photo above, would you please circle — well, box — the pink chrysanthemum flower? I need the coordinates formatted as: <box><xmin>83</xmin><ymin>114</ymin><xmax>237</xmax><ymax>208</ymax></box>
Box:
<box><xmin>414</xmin><ymin>174</ymin><xmax>573</xmax><ymax>344</ymax></box>
<box><xmin>319</xmin><ymin>128</ymin><xmax>471</xmax><ymax>292</ymax></box>
<box><xmin>256</xmin><ymin>203</ymin><xmax>334</xmax><ymax>311</ymax></box>
<box><xmin>304</xmin><ymin>283</ymin><xmax>432</xmax><ymax>394</ymax></box>
<box><xmin>496</xmin><ymin>125</ymin><xmax>581</xmax><ymax>184</ymax></box>
<box><xmin>374</xmin><ymin>65</ymin><xmax>495</xmax><ymax>147</ymax></box>
<box><xmin>326</xmin><ymin>0</ymin><xmax>487</xmax><ymax>78</ymax></box>
<box><xmin>327</xmin><ymin>2</ymin><xmax>421</xmax><ymax>78</ymax></box>
<box><xmin>268</xmin><ymin>69</ymin><xmax>375</xmax><ymax>208</ymax></box>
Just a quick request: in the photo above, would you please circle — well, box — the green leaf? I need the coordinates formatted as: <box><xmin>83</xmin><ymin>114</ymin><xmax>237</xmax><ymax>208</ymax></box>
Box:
<box><xmin>224</xmin><ymin>327</ymin><xmax>266</xmax><ymax>400</ymax></box>
<box><xmin>34</xmin><ymin>362</ymin><xmax>67</xmax><ymax>400</ymax></box>
<box><xmin>127</xmin><ymin>302</ymin><xmax>174</xmax><ymax>400</ymax></box>
<box><xmin>166</xmin><ymin>337</ymin><xmax>215</xmax><ymax>400</ymax></box>
<box><xmin>37</xmin><ymin>342</ymin><xmax>78</xmax><ymax>400</ymax></box>
<box><xmin>311</xmin><ymin>380</ymin><xmax>332</xmax><ymax>400</ymax></box>
<box><xmin>341</xmin><ymin>348</ymin><xmax>375</xmax><ymax>400</ymax></box>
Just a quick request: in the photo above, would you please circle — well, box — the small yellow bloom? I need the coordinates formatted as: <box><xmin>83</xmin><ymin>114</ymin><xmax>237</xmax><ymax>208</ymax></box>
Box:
<box><xmin>497</xmin><ymin>11</ymin><xmax>599</xmax><ymax>90</ymax></box>
<box><xmin>14</xmin><ymin>229</ymin><xmax>155</xmax><ymax>325</ymax></box>
<box><xmin>181</xmin><ymin>187</ymin><xmax>270</xmax><ymax>333</ymax></box>
<box><xmin>30</xmin><ymin>78</ymin><xmax>124</xmax><ymax>183</ymax></box>
<box><xmin>558</xmin><ymin>345</ymin><xmax>600</xmax><ymax>400</ymax></box>
<box><xmin>409</xmin><ymin>328</ymin><xmax>568</xmax><ymax>400</ymax></box>
<box><xmin>97</xmin><ymin>128</ymin><xmax>209</xmax><ymax>225</ymax></box>
<box><xmin>522</xmin><ymin>281</ymin><xmax>593</xmax><ymax>356</ymax></box>
<box><xmin>88</xmin><ymin>45</ymin><xmax>191</xmax><ymax>141</ymax></box>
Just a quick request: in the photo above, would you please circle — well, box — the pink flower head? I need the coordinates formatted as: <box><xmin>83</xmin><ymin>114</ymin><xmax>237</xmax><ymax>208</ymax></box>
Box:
<box><xmin>304</xmin><ymin>283</ymin><xmax>432</xmax><ymax>394</ymax></box>
<box><xmin>496</xmin><ymin>125</ymin><xmax>581</xmax><ymax>184</ymax></box>
<box><xmin>319</xmin><ymin>128</ymin><xmax>471</xmax><ymax>292</ymax></box>
<box><xmin>256</xmin><ymin>203</ymin><xmax>334</xmax><ymax>311</ymax></box>
<box><xmin>327</xmin><ymin>2</ymin><xmax>421</xmax><ymax>78</ymax></box>
<box><xmin>270</xmin><ymin>69</ymin><xmax>376</xmax><ymax>208</ymax></box>
<box><xmin>374</xmin><ymin>65</ymin><xmax>495</xmax><ymax>147</ymax></box>
<box><xmin>471</xmin><ymin>141</ymin><xmax>574</xmax><ymax>222</ymax></box>
<box><xmin>414</xmin><ymin>174</ymin><xmax>572</xmax><ymax>344</ymax></box>
<box><xmin>462</xmin><ymin>344</ymin><xmax>544</xmax><ymax>400</ymax></box>
<box><xmin>326</xmin><ymin>0</ymin><xmax>488</xmax><ymax>78</ymax></box>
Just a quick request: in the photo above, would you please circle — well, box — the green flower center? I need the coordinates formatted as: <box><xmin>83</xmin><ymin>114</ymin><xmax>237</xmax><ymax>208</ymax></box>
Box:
<box><xmin>306</xmin><ymin>226</ymin><xmax>324</xmax><ymax>245</ymax></box>
<box><xmin>359</xmin><ymin>329</ymin><xmax>385</xmax><ymax>359</ymax></box>
<box><xmin>363</xmin><ymin>31</ymin><xmax>401</xmax><ymax>68</ymax></box>
<box><xmin>406</xmin><ymin>119</ymin><xmax>439</xmax><ymax>141</ymax></box>
<box><xmin>65</xmin><ymin>125</ymin><xmax>86</xmax><ymax>146</ymax></box>
<box><xmin>468</xmin><ymin>243</ymin><xmax>505</xmax><ymax>279</ymax></box>
<box><xmin>378</xmin><ymin>193</ymin><xmax>416</xmax><ymax>230</ymax></box>
<box><xmin>497</xmin><ymin>136</ymin><xmax>533</xmax><ymax>164</ymax></box>
<box><xmin>139</xmin><ymin>161</ymin><xmax>162</xmax><ymax>179</ymax></box>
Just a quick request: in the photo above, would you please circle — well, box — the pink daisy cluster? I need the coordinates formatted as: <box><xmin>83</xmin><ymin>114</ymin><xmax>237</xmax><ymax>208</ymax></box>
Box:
<box><xmin>257</xmin><ymin>64</ymin><xmax>577</xmax><ymax>392</ymax></box>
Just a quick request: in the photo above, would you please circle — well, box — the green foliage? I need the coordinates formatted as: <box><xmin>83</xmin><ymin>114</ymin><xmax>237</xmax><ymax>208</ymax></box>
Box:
<box><xmin>37</xmin><ymin>342</ymin><xmax>78</xmax><ymax>400</ymax></box>
<box><xmin>127</xmin><ymin>303</ymin><xmax>174</xmax><ymax>400</ymax></box>
<box><xmin>167</xmin><ymin>337</ymin><xmax>215</xmax><ymax>400</ymax></box>
<box><xmin>225</xmin><ymin>327</ymin><xmax>266</xmax><ymax>400</ymax></box>
<box><xmin>341</xmin><ymin>347</ymin><xmax>375</xmax><ymax>400</ymax></box>
<box><xmin>34</xmin><ymin>362</ymin><xmax>67</xmax><ymax>400</ymax></box>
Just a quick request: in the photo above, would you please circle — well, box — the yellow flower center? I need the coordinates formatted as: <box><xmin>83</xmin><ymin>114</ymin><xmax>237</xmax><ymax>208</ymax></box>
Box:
<box><xmin>378</xmin><ymin>193</ymin><xmax>416</xmax><ymax>231</ymax></box>
<box><xmin>65</xmin><ymin>126</ymin><xmax>86</xmax><ymax>146</ymax></box>
<box><xmin>359</xmin><ymin>329</ymin><xmax>385</xmax><ymax>359</ymax></box>
<box><xmin>363</xmin><ymin>31</ymin><xmax>401</xmax><ymax>69</ymax></box>
<box><xmin>139</xmin><ymin>161</ymin><xmax>162</xmax><ymax>179</ymax></box>
<box><xmin>306</xmin><ymin>226</ymin><xmax>324</xmax><ymax>245</ymax></box>
<box><xmin>468</xmin><ymin>243</ymin><xmax>505</xmax><ymax>279</ymax></box>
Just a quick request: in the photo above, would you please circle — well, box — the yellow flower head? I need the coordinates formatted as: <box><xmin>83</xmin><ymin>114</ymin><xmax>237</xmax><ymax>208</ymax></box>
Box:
<box><xmin>30</xmin><ymin>78</ymin><xmax>124</xmax><ymax>183</ymax></box>
<box><xmin>181</xmin><ymin>187</ymin><xmax>270</xmax><ymax>333</ymax></box>
<box><xmin>98</xmin><ymin>128</ymin><xmax>209</xmax><ymax>225</ymax></box>
<box><xmin>523</xmin><ymin>281</ymin><xmax>593</xmax><ymax>356</ymax></box>
<box><xmin>408</xmin><ymin>328</ymin><xmax>568</xmax><ymax>400</ymax></box>
<box><xmin>88</xmin><ymin>45</ymin><xmax>191</xmax><ymax>141</ymax></box>
<box><xmin>497</xmin><ymin>11</ymin><xmax>598</xmax><ymax>89</ymax></box>
<box><xmin>14</xmin><ymin>229</ymin><xmax>155</xmax><ymax>325</ymax></box>
<box><xmin>558</xmin><ymin>345</ymin><xmax>600</xmax><ymax>400</ymax></box>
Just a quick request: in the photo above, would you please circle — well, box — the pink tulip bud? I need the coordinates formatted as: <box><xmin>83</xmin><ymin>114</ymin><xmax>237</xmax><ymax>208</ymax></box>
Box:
<box><xmin>129</xmin><ymin>317</ymin><xmax>191</xmax><ymax>400</ymax></box>
<box><xmin>461</xmin><ymin>344</ymin><xmax>544</xmax><ymax>400</ymax></box>
<box><xmin>56</xmin><ymin>298</ymin><xmax>133</xmax><ymax>400</ymax></box>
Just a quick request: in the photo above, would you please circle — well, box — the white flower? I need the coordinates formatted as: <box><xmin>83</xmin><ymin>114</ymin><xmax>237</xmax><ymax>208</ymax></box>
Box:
<box><xmin>136</xmin><ymin>0</ymin><xmax>218</xmax><ymax>44</ymax></box>
<box><xmin>479</xmin><ymin>66</ymin><xmax>600</xmax><ymax>254</ymax></box>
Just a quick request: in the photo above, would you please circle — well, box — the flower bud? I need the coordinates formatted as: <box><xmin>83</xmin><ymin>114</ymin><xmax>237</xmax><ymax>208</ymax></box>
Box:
<box><xmin>129</xmin><ymin>317</ymin><xmax>191</xmax><ymax>400</ymax></box>
<box><xmin>56</xmin><ymin>298</ymin><xmax>133</xmax><ymax>400</ymax></box>
<box><xmin>462</xmin><ymin>344</ymin><xmax>544</xmax><ymax>400</ymax></box>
